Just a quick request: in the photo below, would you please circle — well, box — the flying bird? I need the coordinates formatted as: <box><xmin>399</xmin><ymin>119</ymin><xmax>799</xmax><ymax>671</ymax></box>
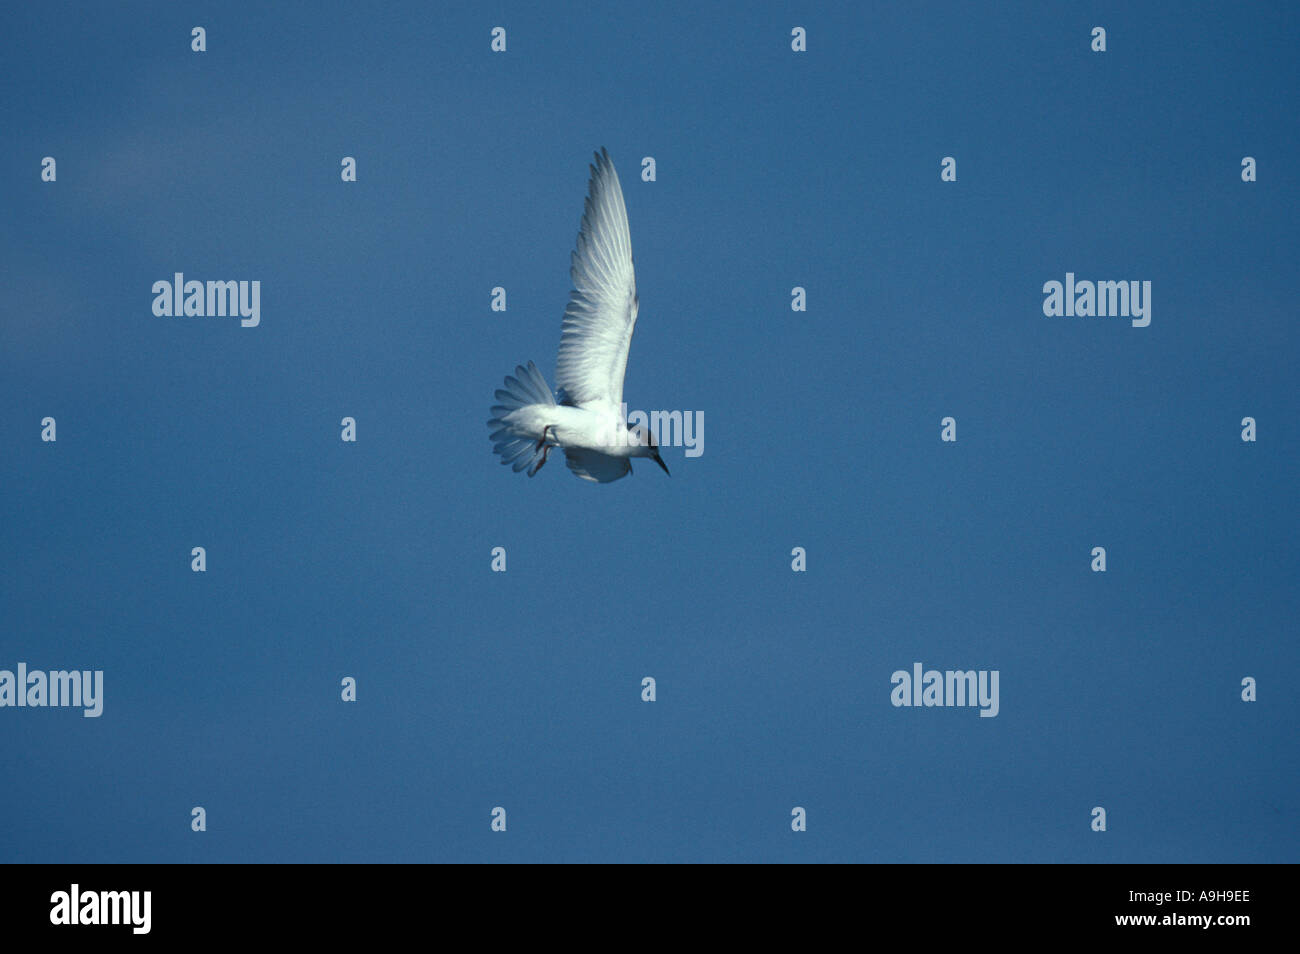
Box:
<box><xmin>487</xmin><ymin>148</ymin><xmax>669</xmax><ymax>483</ymax></box>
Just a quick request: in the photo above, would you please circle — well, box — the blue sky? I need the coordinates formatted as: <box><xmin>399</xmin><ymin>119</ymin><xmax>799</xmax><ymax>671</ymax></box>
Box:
<box><xmin>1</xmin><ymin>0</ymin><xmax>1297</xmax><ymax>862</ymax></box>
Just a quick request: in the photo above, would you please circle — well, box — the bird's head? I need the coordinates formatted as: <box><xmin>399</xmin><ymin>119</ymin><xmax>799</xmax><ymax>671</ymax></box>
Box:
<box><xmin>627</xmin><ymin>424</ymin><xmax>670</xmax><ymax>476</ymax></box>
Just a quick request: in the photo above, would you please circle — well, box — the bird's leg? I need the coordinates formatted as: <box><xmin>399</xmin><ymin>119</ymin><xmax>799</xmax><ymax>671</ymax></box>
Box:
<box><xmin>526</xmin><ymin>426</ymin><xmax>554</xmax><ymax>477</ymax></box>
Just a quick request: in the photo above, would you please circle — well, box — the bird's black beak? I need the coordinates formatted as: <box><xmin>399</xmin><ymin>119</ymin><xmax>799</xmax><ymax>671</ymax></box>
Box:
<box><xmin>654</xmin><ymin>451</ymin><xmax>670</xmax><ymax>476</ymax></box>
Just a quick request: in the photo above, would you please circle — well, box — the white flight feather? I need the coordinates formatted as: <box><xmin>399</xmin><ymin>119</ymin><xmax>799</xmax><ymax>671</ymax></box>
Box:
<box><xmin>554</xmin><ymin>147</ymin><xmax>639</xmax><ymax>414</ymax></box>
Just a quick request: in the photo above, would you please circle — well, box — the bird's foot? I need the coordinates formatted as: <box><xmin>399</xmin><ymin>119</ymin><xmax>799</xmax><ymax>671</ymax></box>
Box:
<box><xmin>528</xmin><ymin>438</ymin><xmax>553</xmax><ymax>477</ymax></box>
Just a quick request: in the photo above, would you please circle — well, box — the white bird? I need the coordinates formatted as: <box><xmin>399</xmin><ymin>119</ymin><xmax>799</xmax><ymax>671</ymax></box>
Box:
<box><xmin>488</xmin><ymin>148</ymin><xmax>669</xmax><ymax>483</ymax></box>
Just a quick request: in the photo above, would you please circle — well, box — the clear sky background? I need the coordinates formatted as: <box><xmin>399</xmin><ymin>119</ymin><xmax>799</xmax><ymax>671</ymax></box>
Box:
<box><xmin>2</xmin><ymin>1</ymin><xmax>1297</xmax><ymax>862</ymax></box>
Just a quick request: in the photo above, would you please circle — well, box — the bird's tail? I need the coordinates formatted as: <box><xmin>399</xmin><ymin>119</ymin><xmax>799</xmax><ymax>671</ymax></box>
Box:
<box><xmin>488</xmin><ymin>360</ymin><xmax>557</xmax><ymax>476</ymax></box>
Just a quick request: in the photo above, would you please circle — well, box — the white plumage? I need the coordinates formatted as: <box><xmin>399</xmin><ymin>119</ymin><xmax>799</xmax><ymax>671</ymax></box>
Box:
<box><xmin>487</xmin><ymin>148</ymin><xmax>669</xmax><ymax>483</ymax></box>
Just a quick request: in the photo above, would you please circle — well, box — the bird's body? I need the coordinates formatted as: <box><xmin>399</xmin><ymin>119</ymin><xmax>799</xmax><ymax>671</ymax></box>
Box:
<box><xmin>506</xmin><ymin>403</ymin><xmax>623</xmax><ymax>456</ymax></box>
<box><xmin>488</xmin><ymin>148</ymin><xmax>669</xmax><ymax>482</ymax></box>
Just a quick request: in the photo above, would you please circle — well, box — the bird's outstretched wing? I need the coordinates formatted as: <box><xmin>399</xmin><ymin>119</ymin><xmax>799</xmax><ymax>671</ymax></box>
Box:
<box><xmin>563</xmin><ymin>447</ymin><xmax>632</xmax><ymax>483</ymax></box>
<box><xmin>554</xmin><ymin>148</ymin><xmax>638</xmax><ymax>412</ymax></box>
